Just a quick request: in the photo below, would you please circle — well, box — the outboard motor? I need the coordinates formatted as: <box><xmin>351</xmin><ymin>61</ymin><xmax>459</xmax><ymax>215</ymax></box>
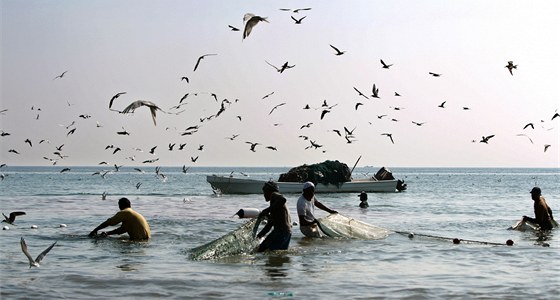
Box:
<box><xmin>397</xmin><ymin>179</ymin><xmax>407</xmax><ymax>192</ymax></box>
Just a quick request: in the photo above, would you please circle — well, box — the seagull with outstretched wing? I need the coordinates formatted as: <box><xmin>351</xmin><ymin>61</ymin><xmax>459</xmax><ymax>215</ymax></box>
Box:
<box><xmin>2</xmin><ymin>211</ymin><xmax>26</xmax><ymax>224</ymax></box>
<box><xmin>20</xmin><ymin>237</ymin><xmax>57</xmax><ymax>268</ymax></box>
<box><xmin>243</xmin><ymin>13</ymin><xmax>268</xmax><ymax>39</ymax></box>
<box><xmin>121</xmin><ymin>100</ymin><xmax>166</xmax><ymax>126</ymax></box>
<box><xmin>193</xmin><ymin>54</ymin><xmax>217</xmax><ymax>72</ymax></box>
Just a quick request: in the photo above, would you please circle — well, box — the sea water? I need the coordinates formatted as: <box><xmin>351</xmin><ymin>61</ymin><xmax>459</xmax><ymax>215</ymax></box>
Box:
<box><xmin>0</xmin><ymin>166</ymin><xmax>558</xmax><ymax>299</ymax></box>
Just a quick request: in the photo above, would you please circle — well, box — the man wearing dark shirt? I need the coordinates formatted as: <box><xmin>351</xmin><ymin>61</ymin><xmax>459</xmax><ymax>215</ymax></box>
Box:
<box><xmin>256</xmin><ymin>181</ymin><xmax>292</xmax><ymax>252</ymax></box>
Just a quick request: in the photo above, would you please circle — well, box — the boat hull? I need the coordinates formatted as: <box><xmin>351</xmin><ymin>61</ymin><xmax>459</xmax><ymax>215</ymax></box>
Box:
<box><xmin>206</xmin><ymin>175</ymin><xmax>400</xmax><ymax>194</ymax></box>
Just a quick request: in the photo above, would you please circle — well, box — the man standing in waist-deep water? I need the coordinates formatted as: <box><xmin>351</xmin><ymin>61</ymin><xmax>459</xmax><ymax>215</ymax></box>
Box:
<box><xmin>297</xmin><ymin>181</ymin><xmax>338</xmax><ymax>238</ymax></box>
<box><xmin>523</xmin><ymin>187</ymin><xmax>555</xmax><ymax>230</ymax></box>
<box><xmin>256</xmin><ymin>181</ymin><xmax>292</xmax><ymax>252</ymax></box>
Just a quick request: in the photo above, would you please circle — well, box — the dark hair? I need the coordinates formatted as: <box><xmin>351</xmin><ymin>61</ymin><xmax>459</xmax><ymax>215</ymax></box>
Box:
<box><xmin>118</xmin><ymin>197</ymin><xmax>131</xmax><ymax>210</ymax></box>
<box><xmin>262</xmin><ymin>181</ymin><xmax>279</xmax><ymax>193</ymax></box>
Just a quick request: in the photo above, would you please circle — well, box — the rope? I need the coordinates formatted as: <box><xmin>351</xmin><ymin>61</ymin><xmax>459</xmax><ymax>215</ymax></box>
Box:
<box><xmin>393</xmin><ymin>230</ymin><xmax>513</xmax><ymax>246</ymax></box>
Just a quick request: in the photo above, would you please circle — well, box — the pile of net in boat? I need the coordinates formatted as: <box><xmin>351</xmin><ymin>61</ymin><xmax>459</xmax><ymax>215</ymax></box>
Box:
<box><xmin>278</xmin><ymin>160</ymin><xmax>352</xmax><ymax>186</ymax></box>
<box><xmin>190</xmin><ymin>217</ymin><xmax>263</xmax><ymax>261</ymax></box>
<box><xmin>317</xmin><ymin>214</ymin><xmax>389</xmax><ymax>239</ymax></box>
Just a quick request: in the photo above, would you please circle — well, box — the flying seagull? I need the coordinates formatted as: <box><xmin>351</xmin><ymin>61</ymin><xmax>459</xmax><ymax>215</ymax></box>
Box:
<box><xmin>280</xmin><ymin>8</ymin><xmax>312</xmax><ymax>13</ymax></box>
<box><xmin>371</xmin><ymin>83</ymin><xmax>380</xmax><ymax>98</ymax></box>
<box><xmin>438</xmin><ymin>101</ymin><xmax>446</xmax><ymax>108</ymax></box>
<box><xmin>381</xmin><ymin>133</ymin><xmax>394</xmax><ymax>144</ymax></box>
<box><xmin>329</xmin><ymin>44</ymin><xmax>345</xmax><ymax>56</ymax></box>
<box><xmin>228</xmin><ymin>25</ymin><xmax>240</xmax><ymax>31</ymax></box>
<box><xmin>2</xmin><ymin>211</ymin><xmax>26</xmax><ymax>224</ymax></box>
<box><xmin>321</xmin><ymin>110</ymin><xmax>330</xmax><ymax>120</ymax></box>
<box><xmin>20</xmin><ymin>237</ymin><xmax>57</xmax><ymax>268</ymax></box>
<box><xmin>193</xmin><ymin>54</ymin><xmax>217</xmax><ymax>72</ymax></box>
<box><xmin>353</xmin><ymin>87</ymin><xmax>369</xmax><ymax>99</ymax></box>
<box><xmin>53</xmin><ymin>70</ymin><xmax>68</xmax><ymax>80</ymax></box>
<box><xmin>121</xmin><ymin>100</ymin><xmax>166</xmax><ymax>126</ymax></box>
<box><xmin>505</xmin><ymin>61</ymin><xmax>517</xmax><ymax>76</ymax></box>
<box><xmin>429</xmin><ymin>72</ymin><xmax>442</xmax><ymax>77</ymax></box>
<box><xmin>544</xmin><ymin>144</ymin><xmax>551</xmax><ymax>152</ymax></box>
<box><xmin>380</xmin><ymin>59</ymin><xmax>393</xmax><ymax>69</ymax></box>
<box><xmin>479</xmin><ymin>135</ymin><xmax>495</xmax><ymax>144</ymax></box>
<box><xmin>246</xmin><ymin>141</ymin><xmax>260</xmax><ymax>152</ymax></box>
<box><xmin>243</xmin><ymin>13</ymin><xmax>268</xmax><ymax>40</ymax></box>
<box><xmin>516</xmin><ymin>134</ymin><xmax>533</xmax><ymax>144</ymax></box>
<box><xmin>523</xmin><ymin>123</ymin><xmax>534</xmax><ymax>130</ymax></box>
<box><xmin>269</xmin><ymin>103</ymin><xmax>286</xmax><ymax>115</ymax></box>
<box><xmin>109</xmin><ymin>92</ymin><xmax>126</xmax><ymax>109</ymax></box>
<box><xmin>265</xmin><ymin>61</ymin><xmax>295</xmax><ymax>73</ymax></box>
<box><xmin>262</xmin><ymin>91</ymin><xmax>275</xmax><ymax>99</ymax></box>
<box><xmin>291</xmin><ymin>16</ymin><xmax>306</xmax><ymax>24</ymax></box>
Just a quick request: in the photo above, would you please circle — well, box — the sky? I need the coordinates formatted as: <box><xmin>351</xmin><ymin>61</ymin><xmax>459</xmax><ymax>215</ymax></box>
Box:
<box><xmin>1</xmin><ymin>0</ymin><xmax>559</xmax><ymax>168</ymax></box>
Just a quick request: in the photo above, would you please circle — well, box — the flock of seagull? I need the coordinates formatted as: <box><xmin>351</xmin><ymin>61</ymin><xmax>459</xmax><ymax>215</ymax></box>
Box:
<box><xmin>1</xmin><ymin>7</ymin><xmax>557</xmax><ymax>174</ymax></box>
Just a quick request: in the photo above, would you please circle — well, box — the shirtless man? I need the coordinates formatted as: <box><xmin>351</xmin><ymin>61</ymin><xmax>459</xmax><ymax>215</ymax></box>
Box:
<box><xmin>523</xmin><ymin>187</ymin><xmax>555</xmax><ymax>230</ymax></box>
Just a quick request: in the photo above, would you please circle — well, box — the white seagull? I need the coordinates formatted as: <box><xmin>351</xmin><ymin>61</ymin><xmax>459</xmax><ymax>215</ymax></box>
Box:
<box><xmin>121</xmin><ymin>100</ymin><xmax>166</xmax><ymax>126</ymax></box>
<box><xmin>20</xmin><ymin>237</ymin><xmax>57</xmax><ymax>268</ymax></box>
<box><xmin>243</xmin><ymin>13</ymin><xmax>269</xmax><ymax>39</ymax></box>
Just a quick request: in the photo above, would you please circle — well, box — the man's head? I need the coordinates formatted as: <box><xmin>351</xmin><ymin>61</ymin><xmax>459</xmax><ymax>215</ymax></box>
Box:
<box><xmin>118</xmin><ymin>197</ymin><xmax>131</xmax><ymax>210</ymax></box>
<box><xmin>530</xmin><ymin>187</ymin><xmax>541</xmax><ymax>200</ymax></box>
<box><xmin>302</xmin><ymin>181</ymin><xmax>315</xmax><ymax>199</ymax></box>
<box><xmin>359</xmin><ymin>191</ymin><xmax>368</xmax><ymax>201</ymax></box>
<box><xmin>262</xmin><ymin>181</ymin><xmax>279</xmax><ymax>201</ymax></box>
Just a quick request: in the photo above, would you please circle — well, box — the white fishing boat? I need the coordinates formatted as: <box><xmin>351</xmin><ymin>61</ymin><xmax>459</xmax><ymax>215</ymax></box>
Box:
<box><xmin>206</xmin><ymin>175</ymin><xmax>404</xmax><ymax>194</ymax></box>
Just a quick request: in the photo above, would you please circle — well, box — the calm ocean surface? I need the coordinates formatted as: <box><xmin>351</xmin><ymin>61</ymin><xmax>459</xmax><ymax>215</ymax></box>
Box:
<box><xmin>0</xmin><ymin>166</ymin><xmax>558</xmax><ymax>299</ymax></box>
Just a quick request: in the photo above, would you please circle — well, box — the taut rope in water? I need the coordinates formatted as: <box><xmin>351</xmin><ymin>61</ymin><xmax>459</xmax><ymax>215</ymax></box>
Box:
<box><xmin>393</xmin><ymin>231</ymin><xmax>514</xmax><ymax>246</ymax></box>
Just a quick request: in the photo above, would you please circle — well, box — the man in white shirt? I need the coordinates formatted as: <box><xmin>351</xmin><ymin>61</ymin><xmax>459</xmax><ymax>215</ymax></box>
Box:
<box><xmin>296</xmin><ymin>181</ymin><xmax>338</xmax><ymax>237</ymax></box>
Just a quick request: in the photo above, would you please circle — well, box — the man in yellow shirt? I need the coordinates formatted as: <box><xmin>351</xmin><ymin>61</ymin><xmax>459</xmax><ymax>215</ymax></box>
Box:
<box><xmin>89</xmin><ymin>198</ymin><xmax>151</xmax><ymax>240</ymax></box>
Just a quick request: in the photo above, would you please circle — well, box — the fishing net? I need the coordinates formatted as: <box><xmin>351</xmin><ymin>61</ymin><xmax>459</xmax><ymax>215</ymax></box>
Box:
<box><xmin>278</xmin><ymin>160</ymin><xmax>351</xmax><ymax>185</ymax></box>
<box><xmin>190</xmin><ymin>217</ymin><xmax>263</xmax><ymax>260</ymax></box>
<box><xmin>317</xmin><ymin>214</ymin><xmax>389</xmax><ymax>239</ymax></box>
<box><xmin>508</xmin><ymin>218</ymin><xmax>559</xmax><ymax>231</ymax></box>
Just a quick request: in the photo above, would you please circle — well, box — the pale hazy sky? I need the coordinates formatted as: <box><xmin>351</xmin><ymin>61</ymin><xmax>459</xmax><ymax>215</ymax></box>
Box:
<box><xmin>1</xmin><ymin>0</ymin><xmax>559</xmax><ymax>168</ymax></box>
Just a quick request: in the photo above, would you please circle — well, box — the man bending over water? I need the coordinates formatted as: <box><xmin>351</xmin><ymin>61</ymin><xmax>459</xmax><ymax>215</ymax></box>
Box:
<box><xmin>89</xmin><ymin>197</ymin><xmax>151</xmax><ymax>240</ymax></box>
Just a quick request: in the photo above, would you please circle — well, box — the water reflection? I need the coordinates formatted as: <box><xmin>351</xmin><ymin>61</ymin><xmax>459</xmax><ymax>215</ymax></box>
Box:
<box><xmin>116</xmin><ymin>263</ymin><xmax>139</xmax><ymax>271</ymax></box>
<box><xmin>264</xmin><ymin>254</ymin><xmax>291</xmax><ymax>278</ymax></box>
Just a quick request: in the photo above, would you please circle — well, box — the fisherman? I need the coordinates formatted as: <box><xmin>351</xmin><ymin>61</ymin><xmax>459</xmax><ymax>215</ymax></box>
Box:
<box><xmin>256</xmin><ymin>181</ymin><xmax>292</xmax><ymax>252</ymax></box>
<box><xmin>358</xmin><ymin>191</ymin><xmax>369</xmax><ymax>208</ymax></box>
<box><xmin>523</xmin><ymin>187</ymin><xmax>555</xmax><ymax>230</ymax></box>
<box><xmin>297</xmin><ymin>181</ymin><xmax>338</xmax><ymax>237</ymax></box>
<box><xmin>89</xmin><ymin>197</ymin><xmax>151</xmax><ymax>240</ymax></box>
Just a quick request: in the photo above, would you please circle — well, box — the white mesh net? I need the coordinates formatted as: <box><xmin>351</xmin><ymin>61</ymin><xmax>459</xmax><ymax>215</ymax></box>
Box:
<box><xmin>317</xmin><ymin>214</ymin><xmax>389</xmax><ymax>239</ymax></box>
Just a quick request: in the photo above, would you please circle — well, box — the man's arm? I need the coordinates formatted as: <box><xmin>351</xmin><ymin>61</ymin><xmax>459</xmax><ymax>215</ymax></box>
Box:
<box><xmin>257</xmin><ymin>222</ymin><xmax>272</xmax><ymax>239</ymax></box>
<box><xmin>315</xmin><ymin>199</ymin><xmax>338</xmax><ymax>214</ymax></box>
<box><xmin>89</xmin><ymin>220</ymin><xmax>111</xmax><ymax>237</ymax></box>
<box><xmin>105</xmin><ymin>226</ymin><xmax>127</xmax><ymax>236</ymax></box>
